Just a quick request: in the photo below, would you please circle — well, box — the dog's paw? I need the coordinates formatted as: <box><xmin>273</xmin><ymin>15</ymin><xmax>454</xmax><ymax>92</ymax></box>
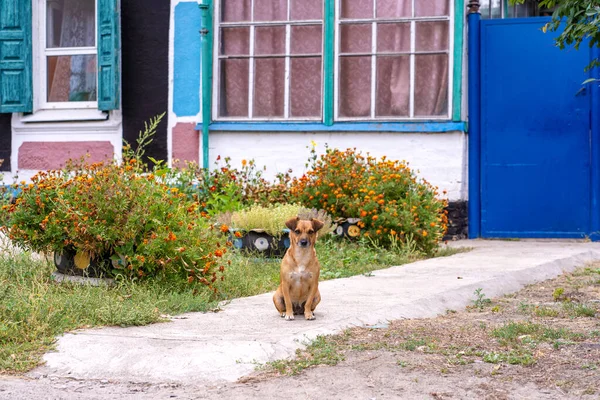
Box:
<box><xmin>284</xmin><ymin>314</ymin><xmax>295</xmax><ymax>321</ymax></box>
<box><xmin>280</xmin><ymin>312</ymin><xmax>286</xmax><ymax>318</ymax></box>
<box><xmin>304</xmin><ymin>312</ymin><xmax>315</xmax><ymax>320</ymax></box>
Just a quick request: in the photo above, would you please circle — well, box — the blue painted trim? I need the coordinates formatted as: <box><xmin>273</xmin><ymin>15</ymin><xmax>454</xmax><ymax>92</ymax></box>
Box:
<box><xmin>202</xmin><ymin>121</ymin><xmax>467</xmax><ymax>133</ymax></box>
<box><xmin>173</xmin><ymin>2</ymin><xmax>201</xmax><ymax>117</ymax></box>
<box><xmin>590</xmin><ymin>45</ymin><xmax>600</xmax><ymax>241</ymax></box>
<box><xmin>467</xmin><ymin>11</ymin><xmax>481</xmax><ymax>239</ymax></box>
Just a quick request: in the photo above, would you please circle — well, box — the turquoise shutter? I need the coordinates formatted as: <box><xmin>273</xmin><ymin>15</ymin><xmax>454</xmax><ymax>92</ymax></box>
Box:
<box><xmin>0</xmin><ymin>0</ymin><xmax>32</xmax><ymax>113</ymax></box>
<box><xmin>97</xmin><ymin>0</ymin><xmax>120</xmax><ymax>110</ymax></box>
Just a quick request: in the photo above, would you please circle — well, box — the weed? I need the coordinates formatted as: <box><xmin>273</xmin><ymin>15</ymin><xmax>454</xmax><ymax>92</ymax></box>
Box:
<box><xmin>533</xmin><ymin>306</ymin><xmax>560</xmax><ymax>318</ymax></box>
<box><xmin>492</xmin><ymin>322</ymin><xmax>585</xmax><ymax>346</ymax></box>
<box><xmin>562</xmin><ymin>302</ymin><xmax>596</xmax><ymax>318</ymax></box>
<box><xmin>472</xmin><ymin>288</ymin><xmax>492</xmax><ymax>311</ymax></box>
<box><xmin>553</xmin><ymin>287</ymin><xmax>566</xmax><ymax>302</ymax></box>
<box><xmin>397</xmin><ymin>360</ymin><xmax>408</xmax><ymax>367</ymax></box>
<box><xmin>263</xmin><ymin>335</ymin><xmax>345</xmax><ymax>375</ymax></box>
<box><xmin>483</xmin><ymin>350</ymin><xmax>535</xmax><ymax>366</ymax></box>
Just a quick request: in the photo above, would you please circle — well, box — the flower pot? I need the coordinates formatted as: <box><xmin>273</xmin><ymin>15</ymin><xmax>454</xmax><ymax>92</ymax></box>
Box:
<box><xmin>53</xmin><ymin>248</ymin><xmax>111</xmax><ymax>278</ymax></box>
<box><xmin>231</xmin><ymin>229</ymin><xmax>290</xmax><ymax>258</ymax></box>
<box><xmin>333</xmin><ymin>218</ymin><xmax>362</xmax><ymax>239</ymax></box>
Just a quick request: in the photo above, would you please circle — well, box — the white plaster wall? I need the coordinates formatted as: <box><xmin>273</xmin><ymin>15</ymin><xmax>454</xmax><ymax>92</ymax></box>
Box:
<box><xmin>209</xmin><ymin>131</ymin><xmax>468</xmax><ymax>201</ymax></box>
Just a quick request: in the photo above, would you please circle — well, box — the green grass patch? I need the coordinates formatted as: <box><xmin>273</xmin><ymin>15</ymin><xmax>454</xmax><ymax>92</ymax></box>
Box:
<box><xmin>0</xmin><ymin>253</ymin><xmax>215</xmax><ymax>373</ymax></box>
<box><xmin>562</xmin><ymin>302</ymin><xmax>597</xmax><ymax>318</ymax></box>
<box><xmin>262</xmin><ymin>334</ymin><xmax>346</xmax><ymax>375</ymax></box>
<box><xmin>491</xmin><ymin>322</ymin><xmax>585</xmax><ymax>346</ymax></box>
<box><xmin>483</xmin><ymin>350</ymin><xmax>535</xmax><ymax>366</ymax></box>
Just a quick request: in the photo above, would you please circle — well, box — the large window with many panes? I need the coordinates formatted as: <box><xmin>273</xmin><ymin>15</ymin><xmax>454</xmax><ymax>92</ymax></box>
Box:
<box><xmin>213</xmin><ymin>0</ymin><xmax>451</xmax><ymax>122</ymax></box>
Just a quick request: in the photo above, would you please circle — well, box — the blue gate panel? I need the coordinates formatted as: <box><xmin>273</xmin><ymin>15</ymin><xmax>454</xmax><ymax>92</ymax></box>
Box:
<box><xmin>480</xmin><ymin>18</ymin><xmax>592</xmax><ymax>238</ymax></box>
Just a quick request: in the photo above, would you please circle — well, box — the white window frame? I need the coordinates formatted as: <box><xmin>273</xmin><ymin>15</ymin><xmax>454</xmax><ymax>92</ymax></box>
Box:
<box><xmin>334</xmin><ymin>0</ymin><xmax>454</xmax><ymax>121</ymax></box>
<box><xmin>212</xmin><ymin>0</ymin><xmax>325</xmax><ymax>121</ymax></box>
<box><xmin>36</xmin><ymin>0</ymin><xmax>99</xmax><ymax>112</ymax></box>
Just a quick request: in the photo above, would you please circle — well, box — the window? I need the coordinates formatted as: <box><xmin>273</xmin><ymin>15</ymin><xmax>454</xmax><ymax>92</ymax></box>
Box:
<box><xmin>43</xmin><ymin>0</ymin><xmax>98</xmax><ymax>108</ymax></box>
<box><xmin>213</xmin><ymin>0</ymin><xmax>452</xmax><ymax>122</ymax></box>
<box><xmin>336</xmin><ymin>0</ymin><xmax>450</xmax><ymax>119</ymax></box>
<box><xmin>216</xmin><ymin>0</ymin><xmax>324</xmax><ymax>120</ymax></box>
<box><xmin>0</xmin><ymin>0</ymin><xmax>120</xmax><ymax>115</ymax></box>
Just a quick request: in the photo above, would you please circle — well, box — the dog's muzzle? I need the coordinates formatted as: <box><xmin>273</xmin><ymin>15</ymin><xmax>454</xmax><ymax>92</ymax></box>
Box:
<box><xmin>299</xmin><ymin>238</ymin><xmax>309</xmax><ymax>247</ymax></box>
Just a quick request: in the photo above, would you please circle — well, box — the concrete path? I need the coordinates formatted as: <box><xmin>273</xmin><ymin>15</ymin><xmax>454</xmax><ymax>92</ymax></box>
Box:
<box><xmin>32</xmin><ymin>240</ymin><xmax>600</xmax><ymax>385</ymax></box>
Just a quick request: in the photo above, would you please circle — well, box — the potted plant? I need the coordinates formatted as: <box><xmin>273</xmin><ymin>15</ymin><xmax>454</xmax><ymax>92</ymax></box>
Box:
<box><xmin>224</xmin><ymin>204</ymin><xmax>333</xmax><ymax>257</ymax></box>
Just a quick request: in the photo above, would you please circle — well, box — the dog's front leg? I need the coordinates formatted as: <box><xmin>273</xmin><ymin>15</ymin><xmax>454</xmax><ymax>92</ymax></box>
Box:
<box><xmin>280</xmin><ymin>281</ymin><xmax>295</xmax><ymax>321</ymax></box>
<box><xmin>303</xmin><ymin>285</ymin><xmax>319</xmax><ymax>320</ymax></box>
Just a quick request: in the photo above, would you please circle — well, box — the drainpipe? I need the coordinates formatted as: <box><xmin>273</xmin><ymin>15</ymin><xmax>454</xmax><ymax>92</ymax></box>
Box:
<box><xmin>199</xmin><ymin>0</ymin><xmax>213</xmax><ymax>169</ymax></box>
<box><xmin>467</xmin><ymin>0</ymin><xmax>481</xmax><ymax>239</ymax></box>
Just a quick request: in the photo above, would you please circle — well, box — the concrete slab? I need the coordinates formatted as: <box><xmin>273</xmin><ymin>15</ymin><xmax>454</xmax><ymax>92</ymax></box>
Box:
<box><xmin>32</xmin><ymin>240</ymin><xmax>600</xmax><ymax>385</ymax></box>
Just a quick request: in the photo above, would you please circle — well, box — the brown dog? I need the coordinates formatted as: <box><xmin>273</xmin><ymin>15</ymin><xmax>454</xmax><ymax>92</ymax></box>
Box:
<box><xmin>273</xmin><ymin>217</ymin><xmax>324</xmax><ymax>320</ymax></box>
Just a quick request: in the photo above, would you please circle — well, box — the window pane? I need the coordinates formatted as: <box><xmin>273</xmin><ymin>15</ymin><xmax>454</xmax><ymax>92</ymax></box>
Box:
<box><xmin>377</xmin><ymin>23</ymin><xmax>410</xmax><ymax>53</ymax></box>
<box><xmin>220</xmin><ymin>27</ymin><xmax>250</xmax><ymax>56</ymax></box>
<box><xmin>376</xmin><ymin>0</ymin><xmax>411</xmax><ymax>18</ymax></box>
<box><xmin>414</xmin><ymin>54</ymin><xmax>448</xmax><ymax>117</ymax></box>
<box><xmin>290</xmin><ymin>0</ymin><xmax>323</xmax><ymax>20</ymax></box>
<box><xmin>340</xmin><ymin>24</ymin><xmax>371</xmax><ymax>53</ymax></box>
<box><xmin>221</xmin><ymin>0</ymin><xmax>251</xmax><ymax>22</ymax></box>
<box><xmin>291</xmin><ymin>25</ymin><xmax>322</xmax><ymax>54</ymax></box>
<box><xmin>291</xmin><ymin>57</ymin><xmax>322</xmax><ymax>117</ymax></box>
<box><xmin>339</xmin><ymin>56</ymin><xmax>371</xmax><ymax>117</ymax></box>
<box><xmin>340</xmin><ymin>0</ymin><xmax>373</xmax><ymax>19</ymax></box>
<box><xmin>219</xmin><ymin>59</ymin><xmax>249</xmax><ymax>117</ymax></box>
<box><xmin>254</xmin><ymin>0</ymin><xmax>287</xmax><ymax>21</ymax></box>
<box><xmin>415</xmin><ymin>0</ymin><xmax>449</xmax><ymax>17</ymax></box>
<box><xmin>376</xmin><ymin>56</ymin><xmax>409</xmax><ymax>117</ymax></box>
<box><xmin>255</xmin><ymin>26</ymin><xmax>286</xmax><ymax>55</ymax></box>
<box><xmin>253</xmin><ymin>58</ymin><xmax>285</xmax><ymax>118</ymax></box>
<box><xmin>47</xmin><ymin>55</ymin><xmax>97</xmax><ymax>102</ymax></box>
<box><xmin>415</xmin><ymin>21</ymin><xmax>449</xmax><ymax>52</ymax></box>
<box><xmin>46</xmin><ymin>0</ymin><xmax>95</xmax><ymax>48</ymax></box>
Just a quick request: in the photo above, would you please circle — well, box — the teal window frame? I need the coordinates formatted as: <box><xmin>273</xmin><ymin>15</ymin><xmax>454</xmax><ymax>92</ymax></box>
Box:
<box><xmin>206</xmin><ymin>0</ymin><xmax>465</xmax><ymax>130</ymax></box>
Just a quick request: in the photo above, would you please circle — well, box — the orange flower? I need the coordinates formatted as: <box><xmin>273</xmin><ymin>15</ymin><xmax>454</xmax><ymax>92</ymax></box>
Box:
<box><xmin>422</xmin><ymin>231</ymin><xmax>428</xmax><ymax>237</ymax></box>
<box><xmin>360</xmin><ymin>210</ymin><xmax>367</xmax><ymax>217</ymax></box>
<box><xmin>234</xmin><ymin>231</ymin><xmax>243</xmax><ymax>238</ymax></box>
<box><xmin>215</xmin><ymin>249</ymin><xmax>224</xmax><ymax>257</ymax></box>
<box><xmin>372</xmin><ymin>215</ymin><xmax>378</xmax><ymax>221</ymax></box>
<box><xmin>241</xmin><ymin>159</ymin><xmax>247</xmax><ymax>166</ymax></box>
<box><xmin>220</xmin><ymin>224</ymin><xmax>229</xmax><ymax>233</ymax></box>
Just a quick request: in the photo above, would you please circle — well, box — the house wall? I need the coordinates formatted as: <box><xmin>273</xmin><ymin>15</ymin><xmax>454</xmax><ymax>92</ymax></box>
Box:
<box><xmin>0</xmin><ymin>114</ymin><xmax>10</xmax><ymax>172</ymax></box>
<box><xmin>1</xmin><ymin>0</ymin><xmax>171</xmax><ymax>184</ymax></box>
<box><xmin>170</xmin><ymin>0</ymin><xmax>469</xmax><ymax>203</ymax></box>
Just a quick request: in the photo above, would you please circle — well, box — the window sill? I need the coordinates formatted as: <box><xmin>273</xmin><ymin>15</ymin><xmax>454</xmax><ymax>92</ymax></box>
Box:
<box><xmin>203</xmin><ymin>121</ymin><xmax>467</xmax><ymax>133</ymax></box>
<box><xmin>20</xmin><ymin>109</ymin><xmax>109</xmax><ymax>123</ymax></box>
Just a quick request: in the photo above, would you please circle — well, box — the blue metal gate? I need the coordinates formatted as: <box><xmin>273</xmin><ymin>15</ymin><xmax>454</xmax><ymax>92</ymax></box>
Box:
<box><xmin>469</xmin><ymin>15</ymin><xmax>600</xmax><ymax>239</ymax></box>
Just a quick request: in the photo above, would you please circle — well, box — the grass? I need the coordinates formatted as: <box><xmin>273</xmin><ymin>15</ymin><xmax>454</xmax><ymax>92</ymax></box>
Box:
<box><xmin>0</xmin><ymin>253</ymin><xmax>215</xmax><ymax>374</ymax></box>
<box><xmin>262</xmin><ymin>334</ymin><xmax>346</xmax><ymax>376</ymax></box>
<box><xmin>0</xmin><ymin>237</ymin><xmax>467</xmax><ymax>374</ymax></box>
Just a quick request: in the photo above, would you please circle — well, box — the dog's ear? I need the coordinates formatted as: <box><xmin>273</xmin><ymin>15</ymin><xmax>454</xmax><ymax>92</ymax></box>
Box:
<box><xmin>311</xmin><ymin>218</ymin><xmax>324</xmax><ymax>232</ymax></box>
<box><xmin>285</xmin><ymin>217</ymin><xmax>300</xmax><ymax>231</ymax></box>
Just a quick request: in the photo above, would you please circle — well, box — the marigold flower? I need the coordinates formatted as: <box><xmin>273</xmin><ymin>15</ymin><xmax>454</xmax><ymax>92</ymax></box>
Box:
<box><xmin>234</xmin><ymin>231</ymin><xmax>243</xmax><ymax>238</ymax></box>
<box><xmin>220</xmin><ymin>224</ymin><xmax>229</xmax><ymax>233</ymax></box>
<box><xmin>241</xmin><ymin>159</ymin><xmax>247</xmax><ymax>166</ymax></box>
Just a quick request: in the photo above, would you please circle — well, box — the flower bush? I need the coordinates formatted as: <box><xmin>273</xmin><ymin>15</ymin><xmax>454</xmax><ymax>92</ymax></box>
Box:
<box><xmin>290</xmin><ymin>146</ymin><xmax>448</xmax><ymax>254</ymax></box>
<box><xmin>0</xmin><ymin>114</ymin><xmax>228</xmax><ymax>288</ymax></box>
<box><xmin>168</xmin><ymin>157</ymin><xmax>293</xmax><ymax>217</ymax></box>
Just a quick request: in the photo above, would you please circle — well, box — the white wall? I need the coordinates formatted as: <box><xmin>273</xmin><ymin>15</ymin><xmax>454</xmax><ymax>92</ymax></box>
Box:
<box><xmin>209</xmin><ymin>131</ymin><xmax>468</xmax><ymax>201</ymax></box>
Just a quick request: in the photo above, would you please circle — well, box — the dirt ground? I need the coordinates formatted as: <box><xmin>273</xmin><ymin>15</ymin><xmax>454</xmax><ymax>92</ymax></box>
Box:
<box><xmin>1</xmin><ymin>264</ymin><xmax>599</xmax><ymax>400</ymax></box>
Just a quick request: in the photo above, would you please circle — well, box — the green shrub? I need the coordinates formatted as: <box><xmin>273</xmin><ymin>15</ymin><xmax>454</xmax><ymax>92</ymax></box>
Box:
<box><xmin>290</xmin><ymin>146</ymin><xmax>447</xmax><ymax>254</ymax></box>
<box><xmin>0</xmin><ymin>114</ymin><xmax>228</xmax><ymax>288</ymax></box>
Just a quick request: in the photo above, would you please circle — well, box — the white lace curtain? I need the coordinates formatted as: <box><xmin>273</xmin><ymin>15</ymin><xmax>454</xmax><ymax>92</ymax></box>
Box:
<box><xmin>47</xmin><ymin>0</ymin><xmax>96</xmax><ymax>102</ymax></box>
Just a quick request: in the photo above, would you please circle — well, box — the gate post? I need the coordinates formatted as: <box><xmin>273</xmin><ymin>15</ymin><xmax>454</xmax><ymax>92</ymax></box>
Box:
<box><xmin>467</xmin><ymin>0</ymin><xmax>481</xmax><ymax>238</ymax></box>
<box><xmin>591</xmin><ymin>45</ymin><xmax>600</xmax><ymax>241</ymax></box>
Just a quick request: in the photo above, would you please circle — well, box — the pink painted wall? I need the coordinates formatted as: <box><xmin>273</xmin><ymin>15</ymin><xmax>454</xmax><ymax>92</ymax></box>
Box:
<box><xmin>172</xmin><ymin>123</ymin><xmax>199</xmax><ymax>167</ymax></box>
<box><xmin>18</xmin><ymin>141</ymin><xmax>114</xmax><ymax>170</ymax></box>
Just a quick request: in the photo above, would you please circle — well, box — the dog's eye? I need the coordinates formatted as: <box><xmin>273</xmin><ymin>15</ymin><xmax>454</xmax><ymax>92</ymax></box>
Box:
<box><xmin>308</xmin><ymin>230</ymin><xmax>314</xmax><ymax>234</ymax></box>
<box><xmin>294</xmin><ymin>229</ymin><xmax>301</xmax><ymax>234</ymax></box>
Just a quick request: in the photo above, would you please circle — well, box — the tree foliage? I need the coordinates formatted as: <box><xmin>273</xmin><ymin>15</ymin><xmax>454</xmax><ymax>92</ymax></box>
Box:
<box><xmin>538</xmin><ymin>0</ymin><xmax>600</xmax><ymax>72</ymax></box>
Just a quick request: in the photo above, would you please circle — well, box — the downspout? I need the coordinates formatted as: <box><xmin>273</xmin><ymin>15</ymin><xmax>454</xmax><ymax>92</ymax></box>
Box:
<box><xmin>467</xmin><ymin>0</ymin><xmax>481</xmax><ymax>238</ymax></box>
<box><xmin>199</xmin><ymin>0</ymin><xmax>213</xmax><ymax>169</ymax></box>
